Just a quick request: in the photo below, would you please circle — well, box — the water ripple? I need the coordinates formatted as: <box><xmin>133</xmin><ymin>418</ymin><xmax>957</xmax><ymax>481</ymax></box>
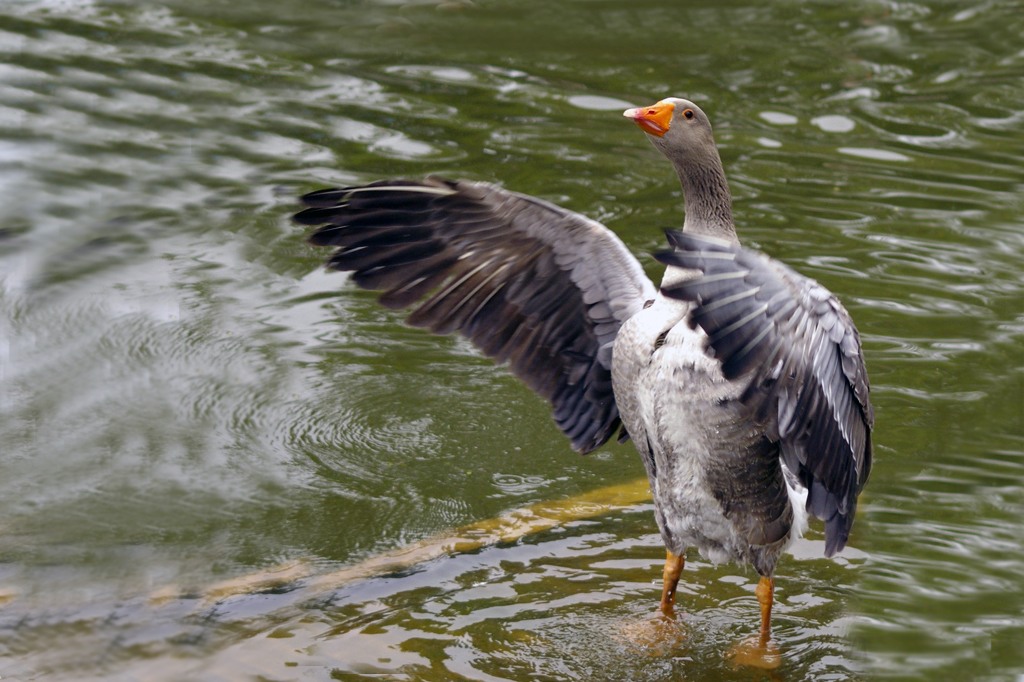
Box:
<box><xmin>2</xmin><ymin>0</ymin><xmax>1024</xmax><ymax>679</ymax></box>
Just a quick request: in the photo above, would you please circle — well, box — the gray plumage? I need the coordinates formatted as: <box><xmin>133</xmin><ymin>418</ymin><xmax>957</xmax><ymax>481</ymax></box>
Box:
<box><xmin>655</xmin><ymin>231</ymin><xmax>873</xmax><ymax>557</ymax></box>
<box><xmin>298</xmin><ymin>97</ymin><xmax>873</xmax><ymax>589</ymax></box>
<box><xmin>296</xmin><ymin>177</ymin><xmax>656</xmax><ymax>454</ymax></box>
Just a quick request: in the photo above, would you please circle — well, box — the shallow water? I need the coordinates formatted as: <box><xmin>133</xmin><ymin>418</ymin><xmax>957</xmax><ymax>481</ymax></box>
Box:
<box><xmin>1</xmin><ymin>1</ymin><xmax>1023</xmax><ymax>680</ymax></box>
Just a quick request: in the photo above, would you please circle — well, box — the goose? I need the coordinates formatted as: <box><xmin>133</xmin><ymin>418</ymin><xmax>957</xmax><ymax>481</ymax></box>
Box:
<box><xmin>295</xmin><ymin>97</ymin><xmax>874</xmax><ymax>649</ymax></box>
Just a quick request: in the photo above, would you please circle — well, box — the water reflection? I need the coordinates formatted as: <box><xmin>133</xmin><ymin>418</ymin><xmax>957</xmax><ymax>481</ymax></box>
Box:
<box><xmin>1</xmin><ymin>0</ymin><xmax>1023</xmax><ymax>679</ymax></box>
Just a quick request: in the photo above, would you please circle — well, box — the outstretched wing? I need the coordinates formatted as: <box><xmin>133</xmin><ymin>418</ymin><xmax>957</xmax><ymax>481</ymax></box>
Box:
<box><xmin>655</xmin><ymin>231</ymin><xmax>873</xmax><ymax>555</ymax></box>
<box><xmin>297</xmin><ymin>178</ymin><xmax>657</xmax><ymax>454</ymax></box>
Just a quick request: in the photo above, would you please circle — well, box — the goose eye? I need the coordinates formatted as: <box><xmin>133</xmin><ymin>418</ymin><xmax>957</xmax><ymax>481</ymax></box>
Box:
<box><xmin>683</xmin><ymin>109</ymin><xmax>695</xmax><ymax>120</ymax></box>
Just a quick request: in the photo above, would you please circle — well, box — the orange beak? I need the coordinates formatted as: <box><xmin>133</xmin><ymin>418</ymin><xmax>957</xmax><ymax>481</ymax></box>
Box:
<box><xmin>623</xmin><ymin>101</ymin><xmax>675</xmax><ymax>137</ymax></box>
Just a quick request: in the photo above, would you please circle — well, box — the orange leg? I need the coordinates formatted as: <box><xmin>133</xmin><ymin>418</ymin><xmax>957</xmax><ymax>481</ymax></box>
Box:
<box><xmin>756</xmin><ymin>575</ymin><xmax>775</xmax><ymax>647</ymax></box>
<box><xmin>727</xmin><ymin>576</ymin><xmax>782</xmax><ymax>669</ymax></box>
<box><xmin>659</xmin><ymin>550</ymin><xmax>685</xmax><ymax>617</ymax></box>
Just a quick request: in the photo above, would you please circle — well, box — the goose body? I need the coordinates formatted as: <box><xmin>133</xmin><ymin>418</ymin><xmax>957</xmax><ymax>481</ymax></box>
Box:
<box><xmin>613</xmin><ymin>288</ymin><xmax>799</xmax><ymax>578</ymax></box>
<box><xmin>297</xmin><ymin>97</ymin><xmax>873</xmax><ymax>647</ymax></box>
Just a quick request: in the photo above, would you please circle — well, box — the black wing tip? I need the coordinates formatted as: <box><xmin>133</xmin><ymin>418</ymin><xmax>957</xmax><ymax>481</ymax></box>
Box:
<box><xmin>653</xmin><ymin>230</ymin><xmax>740</xmax><ymax>274</ymax></box>
<box><xmin>653</xmin><ymin>248</ymin><xmax>684</xmax><ymax>269</ymax></box>
<box><xmin>299</xmin><ymin>187</ymin><xmax>345</xmax><ymax>207</ymax></box>
<box><xmin>651</xmin><ymin>247</ymin><xmax>705</xmax><ymax>277</ymax></box>
<box><xmin>294</xmin><ymin>207</ymin><xmax>335</xmax><ymax>228</ymax></box>
<box><xmin>571</xmin><ymin>431</ymin><xmax>612</xmax><ymax>456</ymax></box>
<box><xmin>823</xmin><ymin>516</ymin><xmax>852</xmax><ymax>557</ymax></box>
<box><xmin>663</xmin><ymin>228</ymin><xmax>686</xmax><ymax>248</ymax></box>
<box><xmin>295</xmin><ymin>188</ymin><xmax>349</xmax><ymax>230</ymax></box>
<box><xmin>296</xmin><ymin>178</ymin><xmax>465</xmax><ymax>231</ymax></box>
<box><xmin>818</xmin><ymin>488</ymin><xmax>863</xmax><ymax>557</ymax></box>
<box><xmin>307</xmin><ymin>226</ymin><xmax>336</xmax><ymax>247</ymax></box>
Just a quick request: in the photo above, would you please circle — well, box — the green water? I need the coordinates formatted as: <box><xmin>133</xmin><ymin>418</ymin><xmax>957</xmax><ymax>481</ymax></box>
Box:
<box><xmin>1</xmin><ymin>1</ymin><xmax>1022</xmax><ymax>680</ymax></box>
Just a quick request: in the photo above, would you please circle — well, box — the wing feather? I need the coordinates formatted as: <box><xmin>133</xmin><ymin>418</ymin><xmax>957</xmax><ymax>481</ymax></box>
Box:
<box><xmin>655</xmin><ymin>231</ymin><xmax>873</xmax><ymax>555</ymax></box>
<box><xmin>298</xmin><ymin>177</ymin><xmax>657</xmax><ymax>453</ymax></box>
